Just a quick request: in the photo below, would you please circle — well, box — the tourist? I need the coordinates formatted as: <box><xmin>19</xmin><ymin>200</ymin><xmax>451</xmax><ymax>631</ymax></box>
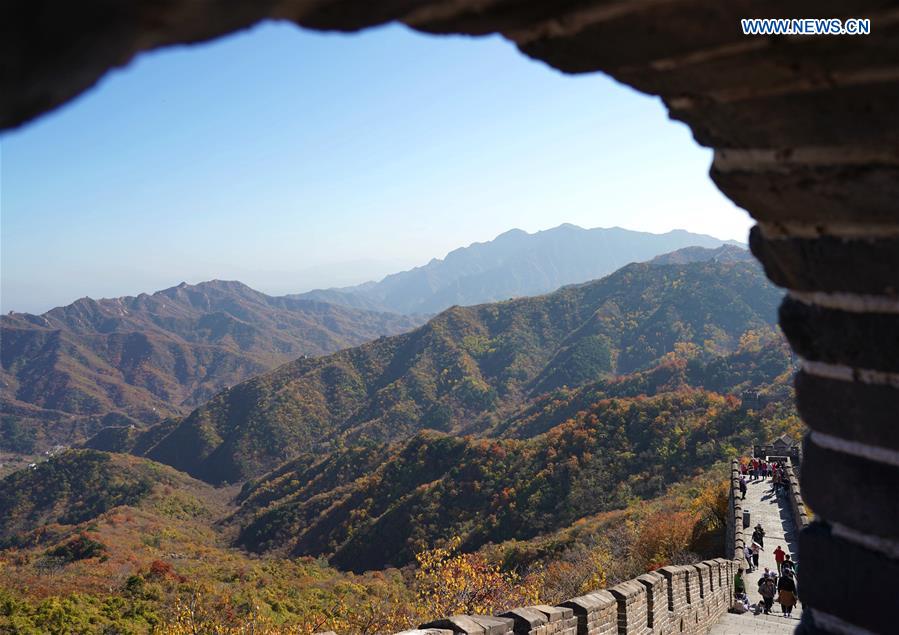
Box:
<box><xmin>777</xmin><ymin>573</ymin><xmax>797</xmax><ymax>617</ymax></box>
<box><xmin>773</xmin><ymin>545</ymin><xmax>786</xmax><ymax>575</ymax></box>
<box><xmin>744</xmin><ymin>544</ymin><xmax>754</xmax><ymax>572</ymax></box>
<box><xmin>782</xmin><ymin>554</ymin><xmax>795</xmax><ymax>578</ymax></box>
<box><xmin>758</xmin><ymin>574</ymin><xmax>777</xmax><ymax>614</ymax></box>
<box><xmin>751</xmin><ymin>542</ymin><xmax>762</xmax><ymax>570</ymax></box>
<box><xmin>732</xmin><ymin>568</ymin><xmax>750</xmax><ymax>614</ymax></box>
<box><xmin>734</xmin><ymin>568</ymin><xmax>746</xmax><ymax>597</ymax></box>
<box><xmin>752</xmin><ymin>523</ymin><xmax>765</xmax><ymax>548</ymax></box>
<box><xmin>739</xmin><ymin>474</ymin><xmax>747</xmax><ymax>499</ymax></box>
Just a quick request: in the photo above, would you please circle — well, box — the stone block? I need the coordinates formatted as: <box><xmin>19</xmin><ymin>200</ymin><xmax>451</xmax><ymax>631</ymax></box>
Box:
<box><xmin>470</xmin><ymin>615</ymin><xmax>515</xmax><ymax>635</ymax></box>
<box><xmin>560</xmin><ymin>590</ymin><xmax>615</xmax><ymax>616</ymax></box>
<box><xmin>780</xmin><ymin>296</ymin><xmax>899</xmax><ymax>373</ymax></box>
<box><xmin>636</xmin><ymin>572</ymin><xmax>668</xmax><ymax>633</ymax></box>
<box><xmin>748</xmin><ymin>227</ymin><xmax>899</xmax><ymax>295</ymax></box>
<box><xmin>609</xmin><ymin>579</ymin><xmax>644</xmax><ymax>601</ymax></box>
<box><xmin>499</xmin><ymin>607</ymin><xmax>547</xmax><ymax>635</ymax></box>
<box><xmin>800</xmin><ymin>521</ymin><xmax>896</xmax><ymax>635</ymax></box>
<box><xmin>420</xmin><ymin>616</ymin><xmax>487</xmax><ymax>635</ymax></box>
<box><xmin>795</xmin><ymin>370</ymin><xmax>899</xmax><ymax>453</ymax></box>
<box><xmin>690</xmin><ymin>563</ymin><xmax>707</xmax><ymax>597</ymax></box>
<box><xmin>532</xmin><ymin>605</ymin><xmax>570</xmax><ymax>622</ymax></box>
<box><xmin>801</xmin><ymin>436</ymin><xmax>899</xmax><ymax>540</ymax></box>
<box><xmin>715</xmin><ymin>149</ymin><xmax>899</xmax><ymax>225</ymax></box>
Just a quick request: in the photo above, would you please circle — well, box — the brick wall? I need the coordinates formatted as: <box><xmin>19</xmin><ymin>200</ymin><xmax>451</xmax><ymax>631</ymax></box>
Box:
<box><xmin>413</xmin><ymin>559</ymin><xmax>736</xmax><ymax>635</ymax></box>
<box><xmin>781</xmin><ymin>459</ymin><xmax>809</xmax><ymax>530</ymax></box>
<box><xmin>726</xmin><ymin>460</ymin><xmax>744</xmax><ymax>561</ymax></box>
<box><xmin>401</xmin><ymin>461</ymin><xmax>750</xmax><ymax>635</ymax></box>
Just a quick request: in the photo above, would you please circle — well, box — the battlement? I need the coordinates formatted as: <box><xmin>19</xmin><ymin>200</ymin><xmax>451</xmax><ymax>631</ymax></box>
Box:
<box><xmin>408</xmin><ymin>558</ymin><xmax>736</xmax><ymax>635</ymax></box>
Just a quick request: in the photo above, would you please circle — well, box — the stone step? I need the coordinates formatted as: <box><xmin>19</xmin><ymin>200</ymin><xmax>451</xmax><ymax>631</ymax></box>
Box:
<box><xmin>709</xmin><ymin>611</ymin><xmax>799</xmax><ymax>635</ymax></box>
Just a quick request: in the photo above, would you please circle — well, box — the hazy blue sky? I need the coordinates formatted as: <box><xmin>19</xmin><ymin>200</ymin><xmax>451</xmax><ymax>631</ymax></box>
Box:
<box><xmin>1</xmin><ymin>22</ymin><xmax>752</xmax><ymax>314</ymax></box>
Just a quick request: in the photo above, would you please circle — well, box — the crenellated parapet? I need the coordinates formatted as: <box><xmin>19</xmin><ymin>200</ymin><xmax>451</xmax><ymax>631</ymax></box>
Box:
<box><xmin>401</xmin><ymin>559</ymin><xmax>737</xmax><ymax>635</ymax></box>
<box><xmin>726</xmin><ymin>459</ymin><xmax>744</xmax><ymax>562</ymax></box>
<box><xmin>782</xmin><ymin>458</ymin><xmax>810</xmax><ymax>530</ymax></box>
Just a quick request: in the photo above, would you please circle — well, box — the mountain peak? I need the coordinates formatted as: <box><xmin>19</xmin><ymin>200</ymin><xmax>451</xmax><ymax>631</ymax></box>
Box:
<box><xmin>294</xmin><ymin>225</ymin><xmax>741</xmax><ymax>315</ymax></box>
<box><xmin>495</xmin><ymin>228</ymin><xmax>528</xmax><ymax>239</ymax></box>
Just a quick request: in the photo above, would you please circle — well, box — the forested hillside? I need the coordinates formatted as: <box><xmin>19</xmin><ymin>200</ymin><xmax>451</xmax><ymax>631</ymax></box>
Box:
<box><xmin>232</xmin><ymin>336</ymin><xmax>796</xmax><ymax>571</ymax></box>
<box><xmin>0</xmin><ymin>257</ymin><xmax>800</xmax><ymax>633</ymax></box>
<box><xmin>1</xmin><ymin>280</ymin><xmax>422</xmax><ymax>451</ymax></box>
<box><xmin>87</xmin><ymin>261</ymin><xmax>780</xmax><ymax>484</ymax></box>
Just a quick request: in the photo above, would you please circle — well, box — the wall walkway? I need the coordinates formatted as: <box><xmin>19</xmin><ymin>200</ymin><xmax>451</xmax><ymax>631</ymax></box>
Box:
<box><xmin>714</xmin><ymin>462</ymin><xmax>806</xmax><ymax>635</ymax></box>
<box><xmin>366</xmin><ymin>456</ymin><xmax>812</xmax><ymax>635</ymax></box>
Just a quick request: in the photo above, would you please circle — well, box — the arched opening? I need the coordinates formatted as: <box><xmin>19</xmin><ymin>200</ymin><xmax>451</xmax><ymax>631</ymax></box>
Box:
<box><xmin>2</xmin><ymin>3</ymin><xmax>896</xmax><ymax>635</ymax></box>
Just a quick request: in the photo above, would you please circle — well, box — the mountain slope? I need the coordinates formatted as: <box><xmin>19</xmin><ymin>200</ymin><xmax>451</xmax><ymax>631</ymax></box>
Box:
<box><xmin>0</xmin><ymin>449</ymin><xmax>222</xmax><ymax>544</ymax></box>
<box><xmin>1</xmin><ymin>280</ymin><xmax>423</xmax><ymax>450</ymax></box>
<box><xmin>649</xmin><ymin>244</ymin><xmax>754</xmax><ymax>265</ymax></box>
<box><xmin>231</xmin><ymin>340</ymin><xmax>796</xmax><ymax>571</ymax></box>
<box><xmin>295</xmin><ymin>225</ymin><xmax>741</xmax><ymax>314</ymax></box>
<box><xmin>89</xmin><ymin>261</ymin><xmax>780</xmax><ymax>484</ymax></box>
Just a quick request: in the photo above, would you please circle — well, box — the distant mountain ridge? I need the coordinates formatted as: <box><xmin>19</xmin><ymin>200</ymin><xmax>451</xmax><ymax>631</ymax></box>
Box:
<box><xmin>294</xmin><ymin>225</ymin><xmax>742</xmax><ymax>314</ymax></box>
<box><xmin>1</xmin><ymin>280</ymin><xmax>423</xmax><ymax>450</ymax></box>
<box><xmin>88</xmin><ymin>259</ymin><xmax>779</xmax><ymax>485</ymax></box>
<box><xmin>649</xmin><ymin>244</ymin><xmax>753</xmax><ymax>265</ymax></box>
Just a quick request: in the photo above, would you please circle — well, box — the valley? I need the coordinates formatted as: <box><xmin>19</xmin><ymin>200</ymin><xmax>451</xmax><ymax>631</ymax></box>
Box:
<box><xmin>0</xmin><ymin>249</ymin><xmax>802</xmax><ymax>633</ymax></box>
<box><xmin>1</xmin><ymin>281</ymin><xmax>423</xmax><ymax>453</ymax></box>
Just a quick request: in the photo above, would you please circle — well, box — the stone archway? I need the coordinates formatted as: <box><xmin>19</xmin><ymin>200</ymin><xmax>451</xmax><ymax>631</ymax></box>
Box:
<box><xmin>3</xmin><ymin>2</ymin><xmax>897</xmax><ymax>633</ymax></box>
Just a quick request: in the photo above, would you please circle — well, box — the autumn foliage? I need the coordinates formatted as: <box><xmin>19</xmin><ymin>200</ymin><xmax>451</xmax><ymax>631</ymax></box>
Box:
<box><xmin>414</xmin><ymin>536</ymin><xmax>540</xmax><ymax>620</ymax></box>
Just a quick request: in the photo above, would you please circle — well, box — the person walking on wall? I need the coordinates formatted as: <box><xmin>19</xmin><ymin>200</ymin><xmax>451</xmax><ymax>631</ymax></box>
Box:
<box><xmin>752</xmin><ymin>523</ymin><xmax>765</xmax><ymax>548</ymax></box>
<box><xmin>745</xmin><ymin>544</ymin><xmax>754</xmax><ymax>572</ymax></box>
<box><xmin>759</xmin><ymin>573</ymin><xmax>777</xmax><ymax>615</ymax></box>
<box><xmin>752</xmin><ymin>523</ymin><xmax>765</xmax><ymax>547</ymax></box>
<box><xmin>739</xmin><ymin>474</ymin><xmax>747</xmax><ymax>500</ymax></box>
<box><xmin>782</xmin><ymin>554</ymin><xmax>795</xmax><ymax>579</ymax></box>
<box><xmin>771</xmin><ymin>468</ymin><xmax>781</xmax><ymax>493</ymax></box>
<box><xmin>774</xmin><ymin>545</ymin><xmax>786</xmax><ymax>575</ymax></box>
<box><xmin>751</xmin><ymin>542</ymin><xmax>762</xmax><ymax>570</ymax></box>
<box><xmin>777</xmin><ymin>573</ymin><xmax>797</xmax><ymax>617</ymax></box>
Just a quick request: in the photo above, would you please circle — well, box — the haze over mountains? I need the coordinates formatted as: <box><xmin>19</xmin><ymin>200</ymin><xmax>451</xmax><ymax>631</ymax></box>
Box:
<box><xmin>1</xmin><ymin>228</ymin><xmax>745</xmax><ymax>454</ymax></box>
<box><xmin>0</xmin><ymin>281</ymin><xmax>421</xmax><ymax>451</ymax></box>
<box><xmin>88</xmin><ymin>259</ymin><xmax>779</xmax><ymax>484</ymax></box>
<box><xmin>294</xmin><ymin>225</ymin><xmax>742</xmax><ymax>314</ymax></box>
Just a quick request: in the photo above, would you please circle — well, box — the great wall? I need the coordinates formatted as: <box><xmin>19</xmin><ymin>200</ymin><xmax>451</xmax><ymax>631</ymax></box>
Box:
<box><xmin>4</xmin><ymin>2</ymin><xmax>896</xmax><ymax>633</ymax></box>
<box><xmin>314</xmin><ymin>452</ymin><xmax>809</xmax><ymax>635</ymax></box>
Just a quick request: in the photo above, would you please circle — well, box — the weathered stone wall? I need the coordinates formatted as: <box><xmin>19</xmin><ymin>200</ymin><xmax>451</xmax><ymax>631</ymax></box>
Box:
<box><xmin>726</xmin><ymin>460</ymin><xmax>744</xmax><ymax>562</ymax></box>
<box><xmin>412</xmin><ymin>559</ymin><xmax>736</xmax><ymax>635</ymax></box>
<box><xmin>782</xmin><ymin>458</ymin><xmax>810</xmax><ymax>531</ymax></box>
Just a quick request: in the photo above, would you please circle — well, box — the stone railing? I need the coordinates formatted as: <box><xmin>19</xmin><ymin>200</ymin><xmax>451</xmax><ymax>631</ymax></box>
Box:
<box><xmin>726</xmin><ymin>459</ymin><xmax>744</xmax><ymax>562</ymax></box>
<box><xmin>781</xmin><ymin>458</ymin><xmax>809</xmax><ymax>530</ymax></box>
<box><xmin>389</xmin><ymin>558</ymin><xmax>737</xmax><ymax>635</ymax></box>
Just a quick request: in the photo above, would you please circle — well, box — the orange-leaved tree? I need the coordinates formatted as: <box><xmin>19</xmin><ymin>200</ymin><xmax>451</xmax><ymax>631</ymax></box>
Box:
<box><xmin>629</xmin><ymin>510</ymin><xmax>697</xmax><ymax>571</ymax></box>
<box><xmin>414</xmin><ymin>536</ymin><xmax>540</xmax><ymax>621</ymax></box>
